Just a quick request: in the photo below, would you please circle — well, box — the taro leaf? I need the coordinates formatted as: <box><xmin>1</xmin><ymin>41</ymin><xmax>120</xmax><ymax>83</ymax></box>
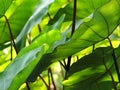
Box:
<box><xmin>63</xmin><ymin>46</ymin><xmax>119</xmax><ymax>90</ymax></box>
<box><xmin>32</xmin><ymin>14</ymin><xmax>65</xmax><ymax>42</ymax></box>
<box><xmin>48</xmin><ymin>0</ymin><xmax>109</xmax><ymax>24</ymax></box>
<box><xmin>16</xmin><ymin>0</ymin><xmax>54</xmax><ymax>44</ymax></box>
<box><xmin>0</xmin><ymin>0</ymin><xmax>38</xmax><ymax>44</ymax></box>
<box><xmin>48</xmin><ymin>0</ymin><xmax>67</xmax><ymax>17</ymax></box>
<box><xmin>0</xmin><ymin>22</ymin><xmax>63</xmax><ymax>89</ymax></box>
<box><xmin>0</xmin><ymin>0</ymin><xmax>13</xmax><ymax>17</ymax></box>
<box><xmin>0</xmin><ymin>0</ymin><xmax>54</xmax><ymax>44</ymax></box>
<box><xmin>0</xmin><ymin>45</ymin><xmax>48</xmax><ymax>90</ymax></box>
<box><xmin>29</xmin><ymin>0</ymin><xmax>120</xmax><ymax>81</ymax></box>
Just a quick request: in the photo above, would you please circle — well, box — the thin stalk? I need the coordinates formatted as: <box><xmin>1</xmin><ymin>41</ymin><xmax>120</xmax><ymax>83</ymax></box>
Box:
<box><xmin>102</xmin><ymin>52</ymin><xmax>117</xmax><ymax>90</ymax></box>
<box><xmin>27</xmin><ymin>33</ymin><xmax>32</xmax><ymax>44</ymax></box>
<box><xmin>66</xmin><ymin>56</ymin><xmax>72</xmax><ymax>71</ymax></box>
<box><xmin>108</xmin><ymin>37</ymin><xmax>120</xmax><ymax>82</ymax></box>
<box><xmin>49</xmin><ymin>68</ymin><xmax>57</xmax><ymax>90</ymax></box>
<box><xmin>66</xmin><ymin>0</ymin><xmax>77</xmax><ymax>72</ymax></box>
<box><xmin>26</xmin><ymin>82</ymin><xmax>30</xmax><ymax>90</ymax></box>
<box><xmin>37</xmin><ymin>24</ymin><xmax>42</xmax><ymax>32</ymax></box>
<box><xmin>39</xmin><ymin>75</ymin><xmax>50</xmax><ymax>90</ymax></box>
<box><xmin>59</xmin><ymin>61</ymin><xmax>66</xmax><ymax>69</ymax></box>
<box><xmin>71</xmin><ymin>0</ymin><xmax>77</xmax><ymax>36</ymax></box>
<box><xmin>4</xmin><ymin>15</ymin><xmax>31</xmax><ymax>89</ymax></box>
<box><xmin>92</xmin><ymin>44</ymin><xmax>95</xmax><ymax>52</ymax></box>
<box><xmin>47</xmin><ymin>13</ymin><xmax>52</xmax><ymax>21</ymax></box>
<box><xmin>4</xmin><ymin>15</ymin><xmax>18</xmax><ymax>54</ymax></box>
<box><xmin>10</xmin><ymin>40</ymin><xmax>13</xmax><ymax>60</ymax></box>
<box><xmin>48</xmin><ymin>69</ymin><xmax>51</xmax><ymax>90</ymax></box>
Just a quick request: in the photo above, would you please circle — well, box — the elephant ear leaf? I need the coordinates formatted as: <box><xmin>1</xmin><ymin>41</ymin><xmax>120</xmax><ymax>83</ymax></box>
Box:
<box><xmin>26</xmin><ymin>0</ymin><xmax>120</xmax><ymax>82</ymax></box>
<box><xmin>48</xmin><ymin>0</ymin><xmax>109</xmax><ymax>24</ymax></box>
<box><xmin>63</xmin><ymin>46</ymin><xmax>120</xmax><ymax>90</ymax></box>
<box><xmin>0</xmin><ymin>0</ymin><xmax>13</xmax><ymax>17</ymax></box>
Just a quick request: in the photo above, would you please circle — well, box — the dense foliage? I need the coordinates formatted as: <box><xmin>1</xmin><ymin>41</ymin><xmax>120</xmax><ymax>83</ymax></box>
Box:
<box><xmin>0</xmin><ymin>0</ymin><xmax>120</xmax><ymax>90</ymax></box>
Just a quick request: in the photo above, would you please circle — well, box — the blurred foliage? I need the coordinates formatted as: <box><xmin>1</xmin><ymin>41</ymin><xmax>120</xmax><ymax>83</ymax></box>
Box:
<box><xmin>0</xmin><ymin>0</ymin><xmax>120</xmax><ymax>90</ymax></box>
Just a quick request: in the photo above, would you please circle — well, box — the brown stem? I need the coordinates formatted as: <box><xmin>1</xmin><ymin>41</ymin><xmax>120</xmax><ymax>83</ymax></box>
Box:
<box><xmin>71</xmin><ymin>0</ymin><xmax>77</xmax><ymax>36</ymax></box>
<box><xmin>10</xmin><ymin>40</ymin><xmax>12</xmax><ymax>60</ymax></box>
<box><xmin>37</xmin><ymin>24</ymin><xmax>42</xmax><ymax>32</ymax></box>
<box><xmin>39</xmin><ymin>75</ymin><xmax>50</xmax><ymax>90</ymax></box>
<box><xmin>66</xmin><ymin>56</ymin><xmax>72</xmax><ymax>71</ymax></box>
<box><xmin>49</xmin><ymin>68</ymin><xmax>57</xmax><ymax>90</ymax></box>
<box><xmin>47</xmin><ymin>13</ymin><xmax>52</xmax><ymax>21</ymax></box>
<box><xmin>92</xmin><ymin>44</ymin><xmax>95</xmax><ymax>52</ymax></box>
<box><xmin>66</xmin><ymin>0</ymin><xmax>77</xmax><ymax>72</ymax></box>
<box><xmin>59</xmin><ymin>61</ymin><xmax>66</xmax><ymax>69</ymax></box>
<box><xmin>4</xmin><ymin>15</ymin><xmax>31</xmax><ymax>90</ymax></box>
<box><xmin>48</xmin><ymin>69</ymin><xmax>51</xmax><ymax>90</ymax></box>
<box><xmin>27</xmin><ymin>33</ymin><xmax>32</xmax><ymax>44</ymax></box>
<box><xmin>4</xmin><ymin>15</ymin><xmax>18</xmax><ymax>54</ymax></box>
<box><xmin>102</xmin><ymin>51</ymin><xmax>117</xmax><ymax>90</ymax></box>
<box><xmin>108</xmin><ymin>37</ymin><xmax>120</xmax><ymax>82</ymax></box>
<box><xmin>26</xmin><ymin>82</ymin><xmax>30</xmax><ymax>90</ymax></box>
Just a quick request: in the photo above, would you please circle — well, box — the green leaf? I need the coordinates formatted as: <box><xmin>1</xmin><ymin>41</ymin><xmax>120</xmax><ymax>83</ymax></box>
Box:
<box><xmin>48</xmin><ymin>0</ymin><xmax>109</xmax><ymax>24</ymax></box>
<box><xmin>27</xmin><ymin>15</ymin><xmax>65</xmax><ymax>81</ymax></box>
<box><xmin>0</xmin><ymin>0</ymin><xmax>37</xmax><ymax>44</ymax></box>
<box><xmin>0</xmin><ymin>45</ymin><xmax>48</xmax><ymax>90</ymax></box>
<box><xmin>16</xmin><ymin>0</ymin><xmax>54</xmax><ymax>44</ymax></box>
<box><xmin>0</xmin><ymin>0</ymin><xmax>52</xmax><ymax>44</ymax></box>
<box><xmin>0</xmin><ymin>17</ymin><xmax>63</xmax><ymax>89</ymax></box>
<box><xmin>63</xmin><ymin>46</ymin><xmax>118</xmax><ymax>90</ymax></box>
<box><xmin>30</xmin><ymin>0</ymin><xmax>120</xmax><ymax>79</ymax></box>
<box><xmin>0</xmin><ymin>0</ymin><xmax>13</xmax><ymax>17</ymax></box>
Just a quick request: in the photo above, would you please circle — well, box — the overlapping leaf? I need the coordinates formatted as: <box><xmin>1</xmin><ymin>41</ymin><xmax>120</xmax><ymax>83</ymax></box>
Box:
<box><xmin>0</xmin><ymin>0</ymin><xmax>52</xmax><ymax>44</ymax></box>
<box><xmin>16</xmin><ymin>0</ymin><xmax>54</xmax><ymax>44</ymax></box>
<box><xmin>0</xmin><ymin>14</ymin><xmax>65</xmax><ymax>89</ymax></box>
<box><xmin>29</xmin><ymin>0</ymin><xmax>120</xmax><ymax>81</ymax></box>
<box><xmin>63</xmin><ymin>46</ymin><xmax>120</xmax><ymax>90</ymax></box>
<box><xmin>0</xmin><ymin>0</ymin><xmax>13</xmax><ymax>17</ymax></box>
<box><xmin>49</xmin><ymin>0</ymin><xmax>109</xmax><ymax>24</ymax></box>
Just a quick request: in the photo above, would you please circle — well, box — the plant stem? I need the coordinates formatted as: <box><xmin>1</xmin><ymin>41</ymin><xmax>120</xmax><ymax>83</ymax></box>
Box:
<box><xmin>66</xmin><ymin>56</ymin><xmax>72</xmax><ymax>71</ymax></box>
<box><xmin>92</xmin><ymin>44</ymin><xmax>95</xmax><ymax>52</ymax></box>
<box><xmin>26</xmin><ymin>82</ymin><xmax>30</xmax><ymax>90</ymax></box>
<box><xmin>49</xmin><ymin>68</ymin><xmax>57</xmax><ymax>90</ymax></box>
<box><xmin>4</xmin><ymin>15</ymin><xmax>30</xmax><ymax>89</ymax></box>
<box><xmin>4</xmin><ymin>15</ymin><xmax>18</xmax><ymax>54</ymax></box>
<box><xmin>71</xmin><ymin>0</ymin><xmax>77</xmax><ymax>36</ymax></box>
<box><xmin>102</xmin><ymin>51</ymin><xmax>117</xmax><ymax>90</ymax></box>
<box><xmin>47</xmin><ymin>13</ymin><xmax>52</xmax><ymax>21</ymax></box>
<box><xmin>37</xmin><ymin>24</ymin><xmax>42</xmax><ymax>32</ymax></box>
<box><xmin>10</xmin><ymin>40</ymin><xmax>13</xmax><ymax>60</ymax></box>
<box><xmin>59</xmin><ymin>61</ymin><xmax>66</xmax><ymax>69</ymax></box>
<box><xmin>39</xmin><ymin>75</ymin><xmax>49</xmax><ymax>90</ymax></box>
<box><xmin>27</xmin><ymin>33</ymin><xmax>32</xmax><ymax>44</ymax></box>
<box><xmin>66</xmin><ymin>0</ymin><xmax>77</xmax><ymax>72</ymax></box>
<box><xmin>108</xmin><ymin>37</ymin><xmax>120</xmax><ymax>82</ymax></box>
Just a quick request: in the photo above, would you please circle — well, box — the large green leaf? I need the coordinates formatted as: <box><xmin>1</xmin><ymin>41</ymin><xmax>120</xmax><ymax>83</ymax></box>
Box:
<box><xmin>63</xmin><ymin>46</ymin><xmax>120</xmax><ymax>90</ymax></box>
<box><xmin>29</xmin><ymin>0</ymin><xmax>120</xmax><ymax>81</ymax></box>
<box><xmin>0</xmin><ymin>45</ymin><xmax>48</xmax><ymax>90</ymax></box>
<box><xmin>0</xmin><ymin>0</ymin><xmax>53</xmax><ymax>44</ymax></box>
<box><xmin>48</xmin><ymin>0</ymin><xmax>67</xmax><ymax>18</ymax></box>
<box><xmin>0</xmin><ymin>0</ymin><xmax>13</xmax><ymax>17</ymax></box>
<box><xmin>0</xmin><ymin>14</ymin><xmax>65</xmax><ymax>89</ymax></box>
<box><xmin>48</xmin><ymin>0</ymin><xmax>109</xmax><ymax>24</ymax></box>
<box><xmin>16</xmin><ymin>0</ymin><xmax>54</xmax><ymax>44</ymax></box>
